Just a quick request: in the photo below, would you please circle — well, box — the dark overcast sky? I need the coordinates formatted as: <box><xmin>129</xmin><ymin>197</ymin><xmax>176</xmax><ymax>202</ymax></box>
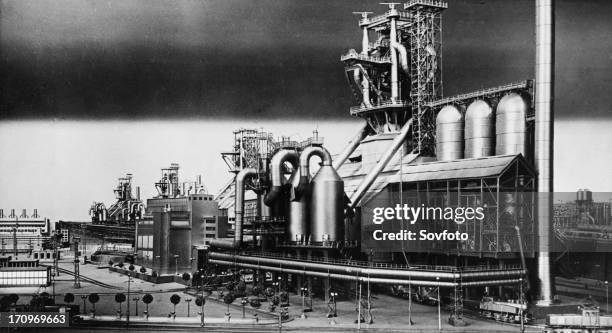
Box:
<box><xmin>1</xmin><ymin>0</ymin><xmax>611</xmax><ymax>120</ymax></box>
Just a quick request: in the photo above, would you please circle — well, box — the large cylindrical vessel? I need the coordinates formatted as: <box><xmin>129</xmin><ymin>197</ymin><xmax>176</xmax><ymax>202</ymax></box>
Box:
<box><xmin>436</xmin><ymin>105</ymin><xmax>464</xmax><ymax>161</ymax></box>
<box><xmin>287</xmin><ymin>171</ymin><xmax>309</xmax><ymax>243</ymax></box>
<box><xmin>496</xmin><ymin>93</ymin><xmax>527</xmax><ymax>156</ymax></box>
<box><xmin>465</xmin><ymin>99</ymin><xmax>494</xmax><ymax>158</ymax></box>
<box><xmin>310</xmin><ymin>165</ymin><xmax>344</xmax><ymax>243</ymax></box>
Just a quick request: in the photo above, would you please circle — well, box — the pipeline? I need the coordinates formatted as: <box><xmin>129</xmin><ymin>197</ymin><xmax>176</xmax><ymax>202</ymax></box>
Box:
<box><xmin>390</xmin><ymin>41</ymin><xmax>409</xmax><ymax>73</ymax></box>
<box><xmin>349</xmin><ymin>118</ymin><xmax>414</xmax><ymax>208</ymax></box>
<box><xmin>263</xmin><ymin>149</ymin><xmax>298</xmax><ymax>206</ymax></box>
<box><xmin>332</xmin><ymin>122</ymin><xmax>370</xmax><ymax>170</ymax></box>
<box><xmin>209</xmin><ymin>259</ymin><xmax>524</xmax><ymax>288</ymax></box>
<box><xmin>296</xmin><ymin>146</ymin><xmax>333</xmax><ymax>196</ymax></box>
<box><xmin>207</xmin><ymin>252</ymin><xmax>525</xmax><ymax>281</ymax></box>
<box><xmin>209</xmin><ymin>168</ymin><xmax>258</xmax><ymax>249</ymax></box>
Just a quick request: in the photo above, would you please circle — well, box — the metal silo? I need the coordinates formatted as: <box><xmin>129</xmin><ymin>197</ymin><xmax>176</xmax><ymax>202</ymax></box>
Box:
<box><xmin>436</xmin><ymin>105</ymin><xmax>464</xmax><ymax>161</ymax></box>
<box><xmin>496</xmin><ymin>93</ymin><xmax>527</xmax><ymax>156</ymax></box>
<box><xmin>465</xmin><ymin>99</ymin><xmax>494</xmax><ymax>158</ymax></box>
<box><xmin>310</xmin><ymin>165</ymin><xmax>344</xmax><ymax>243</ymax></box>
<box><xmin>287</xmin><ymin>170</ymin><xmax>309</xmax><ymax>243</ymax></box>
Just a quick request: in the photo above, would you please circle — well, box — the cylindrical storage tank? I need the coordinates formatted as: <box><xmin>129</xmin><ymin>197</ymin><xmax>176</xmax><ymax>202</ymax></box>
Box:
<box><xmin>436</xmin><ymin>105</ymin><xmax>464</xmax><ymax>161</ymax></box>
<box><xmin>465</xmin><ymin>99</ymin><xmax>494</xmax><ymax>158</ymax></box>
<box><xmin>310</xmin><ymin>165</ymin><xmax>344</xmax><ymax>243</ymax></box>
<box><xmin>287</xmin><ymin>171</ymin><xmax>309</xmax><ymax>243</ymax></box>
<box><xmin>496</xmin><ymin>93</ymin><xmax>527</xmax><ymax>156</ymax></box>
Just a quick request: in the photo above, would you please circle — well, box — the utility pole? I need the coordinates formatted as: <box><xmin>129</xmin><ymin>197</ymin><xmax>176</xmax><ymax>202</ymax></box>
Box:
<box><xmin>73</xmin><ymin>237</ymin><xmax>81</xmax><ymax>288</ymax></box>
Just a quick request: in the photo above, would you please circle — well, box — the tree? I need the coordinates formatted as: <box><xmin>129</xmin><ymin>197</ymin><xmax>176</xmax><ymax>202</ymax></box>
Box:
<box><xmin>182</xmin><ymin>272</ymin><xmax>191</xmax><ymax>283</ymax></box>
<box><xmin>235</xmin><ymin>281</ymin><xmax>247</xmax><ymax>297</ymax></box>
<box><xmin>115</xmin><ymin>293</ymin><xmax>126</xmax><ymax>317</ymax></box>
<box><xmin>142</xmin><ymin>294</ymin><xmax>153</xmax><ymax>318</ymax></box>
<box><xmin>170</xmin><ymin>294</ymin><xmax>181</xmax><ymax>317</ymax></box>
<box><xmin>8</xmin><ymin>294</ymin><xmax>19</xmax><ymax>305</ymax></box>
<box><xmin>108</xmin><ymin>260</ymin><xmax>114</xmax><ymax>266</ymax></box>
<box><xmin>223</xmin><ymin>292</ymin><xmax>236</xmax><ymax>313</ymax></box>
<box><xmin>250</xmin><ymin>299</ymin><xmax>261</xmax><ymax>308</ymax></box>
<box><xmin>195</xmin><ymin>296</ymin><xmax>205</xmax><ymax>307</ymax></box>
<box><xmin>128</xmin><ymin>264</ymin><xmax>135</xmax><ymax>272</ymax></box>
<box><xmin>139</xmin><ymin>267</ymin><xmax>147</xmax><ymax>274</ymax></box>
<box><xmin>251</xmin><ymin>286</ymin><xmax>262</xmax><ymax>296</ymax></box>
<box><xmin>88</xmin><ymin>293</ymin><xmax>100</xmax><ymax>316</ymax></box>
<box><xmin>64</xmin><ymin>293</ymin><xmax>75</xmax><ymax>304</ymax></box>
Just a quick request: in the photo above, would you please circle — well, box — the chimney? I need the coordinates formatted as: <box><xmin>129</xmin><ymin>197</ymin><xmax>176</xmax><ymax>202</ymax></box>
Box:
<box><xmin>535</xmin><ymin>0</ymin><xmax>554</xmax><ymax>306</ymax></box>
<box><xmin>136</xmin><ymin>186</ymin><xmax>141</xmax><ymax>201</ymax></box>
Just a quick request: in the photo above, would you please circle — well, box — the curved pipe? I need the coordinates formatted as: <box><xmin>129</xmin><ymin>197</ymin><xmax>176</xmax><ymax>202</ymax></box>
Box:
<box><xmin>263</xmin><ymin>149</ymin><xmax>298</xmax><ymax>206</ymax></box>
<box><xmin>209</xmin><ymin>168</ymin><xmax>258</xmax><ymax>249</ymax></box>
<box><xmin>209</xmin><ymin>259</ymin><xmax>524</xmax><ymax>288</ymax></box>
<box><xmin>296</xmin><ymin>146</ymin><xmax>333</xmax><ymax>195</ymax></box>
<box><xmin>332</xmin><ymin>122</ymin><xmax>370</xmax><ymax>170</ymax></box>
<box><xmin>349</xmin><ymin>118</ymin><xmax>414</xmax><ymax>208</ymax></box>
<box><xmin>390</xmin><ymin>41</ymin><xmax>409</xmax><ymax>73</ymax></box>
<box><xmin>207</xmin><ymin>252</ymin><xmax>525</xmax><ymax>281</ymax></box>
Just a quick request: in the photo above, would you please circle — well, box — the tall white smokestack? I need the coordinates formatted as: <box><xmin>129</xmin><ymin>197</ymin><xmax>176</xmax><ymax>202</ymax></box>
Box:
<box><xmin>535</xmin><ymin>0</ymin><xmax>554</xmax><ymax>306</ymax></box>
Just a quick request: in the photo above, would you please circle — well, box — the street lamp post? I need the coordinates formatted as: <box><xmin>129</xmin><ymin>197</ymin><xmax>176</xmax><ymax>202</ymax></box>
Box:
<box><xmin>185</xmin><ymin>298</ymin><xmax>192</xmax><ymax>317</ymax></box>
<box><xmin>51</xmin><ymin>272</ymin><xmax>56</xmax><ymax>302</ymax></box>
<box><xmin>173</xmin><ymin>254</ymin><xmax>180</xmax><ymax>275</ymax></box>
<box><xmin>241</xmin><ymin>297</ymin><xmax>248</xmax><ymax>318</ymax></box>
<box><xmin>300</xmin><ymin>287</ymin><xmax>308</xmax><ymax>319</ymax></box>
<box><xmin>125</xmin><ymin>272</ymin><xmax>133</xmax><ymax>325</ymax></box>
<box><xmin>436</xmin><ymin>276</ymin><xmax>441</xmax><ymax>331</ymax></box>
<box><xmin>519</xmin><ymin>278</ymin><xmax>525</xmax><ymax>333</ymax></box>
<box><xmin>330</xmin><ymin>292</ymin><xmax>338</xmax><ymax>318</ymax></box>
<box><xmin>199</xmin><ymin>272</ymin><xmax>205</xmax><ymax>326</ymax></box>
<box><xmin>272</xmin><ymin>282</ymin><xmax>279</xmax><ymax>297</ymax></box>
<box><xmin>605</xmin><ymin>281</ymin><xmax>609</xmax><ymax>313</ymax></box>
<box><xmin>133</xmin><ymin>296</ymin><xmax>140</xmax><ymax>317</ymax></box>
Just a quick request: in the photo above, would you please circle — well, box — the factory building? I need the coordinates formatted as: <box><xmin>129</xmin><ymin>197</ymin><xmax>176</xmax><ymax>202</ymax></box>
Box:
<box><xmin>0</xmin><ymin>209</ymin><xmax>51</xmax><ymax>256</ymax></box>
<box><xmin>137</xmin><ymin>164</ymin><xmax>228</xmax><ymax>276</ymax></box>
<box><xmin>205</xmin><ymin>0</ymin><xmax>556</xmax><ymax>319</ymax></box>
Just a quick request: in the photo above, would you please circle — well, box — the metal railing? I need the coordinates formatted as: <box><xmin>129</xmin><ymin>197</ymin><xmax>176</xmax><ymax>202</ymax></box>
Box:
<box><xmin>426</xmin><ymin>80</ymin><xmax>532</xmax><ymax>108</ymax></box>
<box><xmin>341</xmin><ymin>49</ymin><xmax>391</xmax><ymax>64</ymax></box>
<box><xmin>404</xmin><ymin>0</ymin><xmax>449</xmax><ymax>10</ymax></box>
<box><xmin>360</xmin><ymin>10</ymin><xmax>412</xmax><ymax>26</ymax></box>
<box><xmin>349</xmin><ymin>100</ymin><xmax>410</xmax><ymax>115</ymax></box>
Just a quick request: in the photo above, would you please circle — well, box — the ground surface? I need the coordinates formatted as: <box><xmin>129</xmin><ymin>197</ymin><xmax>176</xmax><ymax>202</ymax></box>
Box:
<box><xmin>1</xmin><ymin>259</ymin><xmax>546</xmax><ymax>332</ymax></box>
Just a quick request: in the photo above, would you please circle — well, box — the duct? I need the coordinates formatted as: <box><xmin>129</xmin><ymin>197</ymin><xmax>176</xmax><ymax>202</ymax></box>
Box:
<box><xmin>353</xmin><ymin>68</ymin><xmax>373</xmax><ymax>108</ymax></box>
<box><xmin>390</xmin><ymin>41</ymin><xmax>409</xmax><ymax>73</ymax></box>
<box><xmin>264</xmin><ymin>149</ymin><xmax>298</xmax><ymax>206</ymax></box>
<box><xmin>535</xmin><ymin>0</ymin><xmax>554</xmax><ymax>306</ymax></box>
<box><xmin>390</xmin><ymin>18</ymin><xmax>399</xmax><ymax>101</ymax></box>
<box><xmin>209</xmin><ymin>168</ymin><xmax>258</xmax><ymax>249</ymax></box>
<box><xmin>208</xmin><ymin>252</ymin><xmax>525</xmax><ymax>282</ymax></box>
<box><xmin>332</xmin><ymin>122</ymin><xmax>370</xmax><ymax>170</ymax></box>
<box><xmin>349</xmin><ymin>118</ymin><xmax>414</xmax><ymax>208</ymax></box>
<box><xmin>296</xmin><ymin>146</ymin><xmax>333</xmax><ymax>195</ymax></box>
<box><xmin>209</xmin><ymin>259</ymin><xmax>525</xmax><ymax>288</ymax></box>
<box><xmin>361</xmin><ymin>74</ymin><xmax>372</xmax><ymax>107</ymax></box>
